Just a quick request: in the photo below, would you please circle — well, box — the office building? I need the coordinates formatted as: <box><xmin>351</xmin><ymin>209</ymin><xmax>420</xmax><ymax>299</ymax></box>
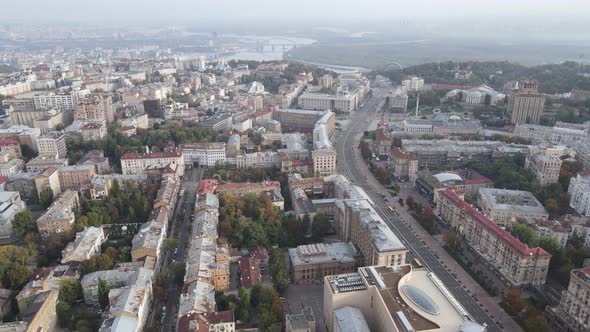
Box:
<box><xmin>546</xmin><ymin>268</ymin><xmax>590</xmax><ymax>332</ymax></box>
<box><xmin>478</xmin><ymin>188</ymin><xmax>549</xmax><ymax>226</ymax></box>
<box><xmin>323</xmin><ymin>265</ymin><xmax>485</xmax><ymax>332</ymax></box>
<box><xmin>569</xmin><ymin>173</ymin><xmax>590</xmax><ymax>216</ymax></box>
<box><xmin>508</xmin><ymin>80</ymin><xmax>546</xmax><ymax>124</ymax></box>
<box><xmin>289</xmin><ymin>242</ymin><xmax>360</xmax><ymax>285</ymax></box>
<box><xmin>438</xmin><ymin>188</ymin><xmax>550</xmax><ymax>286</ymax></box>
<box><xmin>33</xmin><ymin>89</ymin><xmax>89</xmax><ymax>111</ymax></box>
<box><xmin>200</xmin><ymin>114</ymin><xmax>233</xmax><ymax>131</ymax></box>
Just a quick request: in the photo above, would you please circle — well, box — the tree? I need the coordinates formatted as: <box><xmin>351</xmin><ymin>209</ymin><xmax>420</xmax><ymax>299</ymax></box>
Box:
<box><xmin>163</xmin><ymin>238</ymin><xmax>179</xmax><ymax>253</ymax></box>
<box><xmin>4</xmin><ymin>263</ymin><xmax>32</xmax><ymax>289</ymax></box>
<box><xmin>503</xmin><ymin>288</ymin><xmax>525</xmax><ymax>315</ymax></box>
<box><xmin>20</xmin><ymin>144</ymin><xmax>35</xmax><ymax>161</ymax></box>
<box><xmin>236</xmin><ymin>287</ymin><xmax>251</xmax><ymax>322</ymax></box>
<box><xmin>510</xmin><ymin>223</ymin><xmax>538</xmax><ymax>247</ymax></box>
<box><xmin>58</xmin><ymin>280</ymin><xmax>82</xmax><ymax>304</ymax></box>
<box><xmin>444</xmin><ymin>230</ymin><xmax>462</xmax><ymax>255</ymax></box>
<box><xmin>405</xmin><ymin>196</ymin><xmax>416</xmax><ymax>209</ymax></box>
<box><xmin>172</xmin><ymin>262</ymin><xmax>186</xmax><ymax>286</ymax></box>
<box><xmin>524</xmin><ymin>315</ymin><xmax>549</xmax><ymax>332</ymax></box>
<box><xmin>311</xmin><ymin>213</ymin><xmax>330</xmax><ymax>241</ymax></box>
<box><xmin>39</xmin><ymin>187</ymin><xmax>54</xmax><ymax>209</ymax></box>
<box><xmin>420</xmin><ymin>207</ymin><xmax>435</xmax><ymax>231</ymax></box>
<box><xmin>375</xmin><ymin>167</ymin><xmax>391</xmax><ymax>185</ymax></box>
<box><xmin>13</xmin><ymin>211</ymin><xmax>35</xmax><ymax>240</ymax></box>
<box><xmin>98</xmin><ymin>279</ymin><xmax>111</xmax><ymax>309</ymax></box>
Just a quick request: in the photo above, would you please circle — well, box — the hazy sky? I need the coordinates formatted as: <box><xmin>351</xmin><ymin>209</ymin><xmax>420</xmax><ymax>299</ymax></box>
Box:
<box><xmin>7</xmin><ymin>0</ymin><xmax>590</xmax><ymax>23</ymax></box>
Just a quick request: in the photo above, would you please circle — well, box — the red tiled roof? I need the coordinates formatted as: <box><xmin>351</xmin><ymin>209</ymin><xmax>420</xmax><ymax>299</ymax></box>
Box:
<box><xmin>290</xmin><ymin>159</ymin><xmax>314</xmax><ymax>166</ymax></box>
<box><xmin>0</xmin><ymin>138</ymin><xmax>19</xmax><ymax>146</ymax></box>
<box><xmin>121</xmin><ymin>149</ymin><xmax>183</xmax><ymax>160</ymax></box>
<box><xmin>391</xmin><ymin>147</ymin><xmax>416</xmax><ymax>160</ymax></box>
<box><xmin>440</xmin><ymin>188</ymin><xmax>550</xmax><ymax>257</ymax></box>
<box><xmin>203</xmin><ymin>310</ymin><xmax>234</xmax><ymax>324</ymax></box>
<box><xmin>197</xmin><ymin>179</ymin><xmax>218</xmax><ymax>194</ymax></box>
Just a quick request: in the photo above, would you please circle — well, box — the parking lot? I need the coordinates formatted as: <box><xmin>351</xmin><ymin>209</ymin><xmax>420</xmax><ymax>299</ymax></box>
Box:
<box><xmin>284</xmin><ymin>283</ymin><xmax>326</xmax><ymax>332</ymax></box>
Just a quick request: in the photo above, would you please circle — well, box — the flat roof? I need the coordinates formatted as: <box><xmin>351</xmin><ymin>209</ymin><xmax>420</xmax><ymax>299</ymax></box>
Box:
<box><xmin>479</xmin><ymin>188</ymin><xmax>548</xmax><ymax>215</ymax></box>
<box><xmin>289</xmin><ymin>242</ymin><xmax>359</xmax><ymax>266</ymax></box>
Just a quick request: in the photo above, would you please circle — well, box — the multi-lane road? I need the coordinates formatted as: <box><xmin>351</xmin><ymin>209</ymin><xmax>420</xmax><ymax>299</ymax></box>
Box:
<box><xmin>335</xmin><ymin>87</ymin><xmax>505</xmax><ymax>331</ymax></box>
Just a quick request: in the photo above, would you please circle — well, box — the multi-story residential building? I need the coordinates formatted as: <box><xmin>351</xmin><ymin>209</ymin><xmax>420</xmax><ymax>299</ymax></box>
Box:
<box><xmin>401</xmin><ymin>75</ymin><xmax>424</xmax><ymax>92</ymax></box>
<box><xmin>508</xmin><ymin>80</ymin><xmax>546</xmax><ymax>124</ymax></box>
<box><xmin>298</xmin><ymin>92</ymin><xmax>357</xmax><ymax>114</ymax></box>
<box><xmin>569</xmin><ymin>173</ymin><xmax>590</xmax><ymax>216</ymax></box>
<box><xmin>76</xmin><ymin>150</ymin><xmax>110</xmax><ymax>174</ymax></box>
<box><xmin>5</xmin><ymin>172</ymin><xmax>40</xmax><ymax>201</ymax></box>
<box><xmin>34</xmin><ymin>166</ymin><xmax>61</xmax><ymax>200</ymax></box>
<box><xmin>58</xmin><ymin>165</ymin><xmax>96</xmax><ymax>191</ymax></box>
<box><xmin>389</xmin><ymin>148</ymin><xmax>418</xmax><ymax>182</ymax></box>
<box><xmin>32</xmin><ymin>109</ymin><xmax>67</xmax><ymax>133</ymax></box>
<box><xmin>181</xmin><ymin>143</ymin><xmax>226</xmax><ymax>167</ymax></box>
<box><xmin>74</xmin><ymin>94</ymin><xmax>114</xmax><ymax>123</ymax></box>
<box><xmin>25</xmin><ymin>155</ymin><xmax>68</xmax><ymax>172</ymax></box>
<box><xmin>36</xmin><ymin>131</ymin><xmax>67</xmax><ymax>158</ymax></box>
<box><xmin>0</xmin><ymin>192</ymin><xmax>27</xmax><ymax>239</ymax></box>
<box><xmin>0</xmin><ymin>82</ymin><xmax>31</xmax><ymax>97</ymax></box>
<box><xmin>391</xmin><ymin>88</ymin><xmax>409</xmax><ymax>111</ymax></box>
<box><xmin>80</xmin><ymin>121</ymin><xmax>107</xmax><ymax>142</ymax></box>
<box><xmin>438</xmin><ymin>188</ymin><xmax>550</xmax><ymax>286</ymax></box>
<box><xmin>0</xmin><ymin>126</ymin><xmax>40</xmax><ymax>151</ymax></box>
<box><xmin>0</xmin><ymin>138</ymin><xmax>21</xmax><ymax>159</ymax></box>
<box><xmin>312</xmin><ymin>149</ymin><xmax>337</xmax><ymax>177</ymax></box>
<box><xmin>546</xmin><ymin>268</ymin><xmax>590</xmax><ymax>332</ymax></box>
<box><xmin>374</xmin><ymin>123</ymin><xmax>392</xmax><ymax>155</ymax></box>
<box><xmin>478</xmin><ymin>188</ymin><xmax>549</xmax><ymax>226</ymax></box>
<box><xmin>235</xmin><ymin>151</ymin><xmax>280</xmax><ymax>169</ymax></box>
<box><xmin>312</xmin><ymin>111</ymin><xmax>337</xmax><ymax>177</ymax></box>
<box><xmin>288</xmin><ymin>242</ymin><xmax>360</xmax><ymax>284</ymax></box>
<box><xmin>0</xmin><ymin>158</ymin><xmax>25</xmax><ymax>177</ymax></box>
<box><xmin>525</xmin><ymin>147</ymin><xmax>564</xmax><ymax>186</ymax></box>
<box><xmin>61</xmin><ymin>226</ymin><xmax>105</xmax><ymax>264</ymax></box>
<box><xmin>121</xmin><ymin>148</ymin><xmax>184</xmax><ymax>176</ymax></box>
<box><xmin>514</xmin><ymin>122</ymin><xmax>589</xmax><ymax>147</ymax></box>
<box><xmin>323</xmin><ymin>265</ymin><xmax>485</xmax><ymax>332</ymax></box>
<box><xmin>131</xmin><ymin>221</ymin><xmax>167</xmax><ymax>263</ymax></box>
<box><xmin>33</xmin><ymin>89</ymin><xmax>89</xmax><ymax>111</ymax></box>
<box><xmin>36</xmin><ymin>190</ymin><xmax>80</xmax><ymax>236</ymax></box>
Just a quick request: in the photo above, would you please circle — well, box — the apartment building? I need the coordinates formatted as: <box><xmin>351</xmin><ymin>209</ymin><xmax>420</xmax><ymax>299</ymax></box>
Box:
<box><xmin>181</xmin><ymin>142</ymin><xmax>226</xmax><ymax>167</ymax></box>
<box><xmin>74</xmin><ymin>94</ymin><xmax>114</xmax><ymax>123</ymax></box>
<box><xmin>546</xmin><ymin>268</ymin><xmax>590</xmax><ymax>332</ymax></box>
<box><xmin>312</xmin><ymin>149</ymin><xmax>337</xmax><ymax>177</ymax></box>
<box><xmin>235</xmin><ymin>151</ymin><xmax>280</xmax><ymax>169</ymax></box>
<box><xmin>34</xmin><ymin>166</ymin><xmax>61</xmax><ymax>200</ymax></box>
<box><xmin>514</xmin><ymin>122</ymin><xmax>589</xmax><ymax>147</ymax></box>
<box><xmin>0</xmin><ymin>126</ymin><xmax>40</xmax><ymax>151</ymax></box>
<box><xmin>569</xmin><ymin>173</ymin><xmax>590</xmax><ymax>216</ymax></box>
<box><xmin>58</xmin><ymin>165</ymin><xmax>96</xmax><ymax>191</ymax></box>
<box><xmin>438</xmin><ymin>188</ymin><xmax>550</xmax><ymax>286</ymax></box>
<box><xmin>33</xmin><ymin>89</ymin><xmax>89</xmax><ymax>111</ymax></box>
<box><xmin>36</xmin><ymin>190</ymin><xmax>80</xmax><ymax>236</ymax></box>
<box><xmin>389</xmin><ymin>147</ymin><xmax>418</xmax><ymax>182</ymax></box>
<box><xmin>121</xmin><ymin>148</ymin><xmax>184</xmax><ymax>176</ymax></box>
<box><xmin>525</xmin><ymin>147</ymin><xmax>565</xmax><ymax>186</ymax></box>
<box><xmin>508</xmin><ymin>80</ymin><xmax>546</xmax><ymax>124</ymax></box>
<box><xmin>401</xmin><ymin>75</ymin><xmax>424</xmax><ymax>92</ymax></box>
<box><xmin>25</xmin><ymin>155</ymin><xmax>68</xmax><ymax>172</ymax></box>
<box><xmin>0</xmin><ymin>138</ymin><xmax>21</xmax><ymax>159</ymax></box>
<box><xmin>37</xmin><ymin>131</ymin><xmax>67</xmax><ymax>158</ymax></box>
<box><xmin>273</xmin><ymin>109</ymin><xmax>332</xmax><ymax>133</ymax></box>
<box><xmin>478</xmin><ymin>188</ymin><xmax>549</xmax><ymax>226</ymax></box>
<box><xmin>61</xmin><ymin>226</ymin><xmax>105</xmax><ymax>264</ymax></box>
<box><xmin>80</xmin><ymin>121</ymin><xmax>107</xmax><ymax>142</ymax></box>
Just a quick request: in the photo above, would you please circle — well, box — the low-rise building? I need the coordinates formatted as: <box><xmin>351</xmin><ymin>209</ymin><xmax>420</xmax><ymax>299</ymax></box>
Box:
<box><xmin>288</xmin><ymin>242</ymin><xmax>360</xmax><ymax>285</ymax></box>
<box><xmin>478</xmin><ymin>188</ymin><xmax>549</xmax><ymax>226</ymax></box>
<box><xmin>415</xmin><ymin>169</ymin><xmax>493</xmax><ymax>203</ymax></box>
<box><xmin>238</xmin><ymin>255</ymin><xmax>261</xmax><ymax>289</ymax></box>
<box><xmin>286</xmin><ymin>306</ymin><xmax>315</xmax><ymax>332</ymax></box>
<box><xmin>61</xmin><ymin>226</ymin><xmax>105</xmax><ymax>264</ymax></box>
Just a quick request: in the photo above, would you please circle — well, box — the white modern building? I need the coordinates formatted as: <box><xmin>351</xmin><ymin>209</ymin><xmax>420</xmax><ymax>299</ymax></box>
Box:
<box><xmin>181</xmin><ymin>143</ymin><xmax>226</xmax><ymax>167</ymax></box>
<box><xmin>569</xmin><ymin>173</ymin><xmax>590</xmax><ymax>216</ymax></box>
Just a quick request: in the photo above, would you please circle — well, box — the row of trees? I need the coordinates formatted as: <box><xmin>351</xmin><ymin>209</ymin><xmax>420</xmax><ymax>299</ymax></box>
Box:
<box><xmin>216</xmin><ymin>284</ymin><xmax>283</xmax><ymax>331</ymax></box>
<box><xmin>502</xmin><ymin>288</ymin><xmax>549</xmax><ymax>332</ymax></box>
<box><xmin>268</xmin><ymin>248</ymin><xmax>288</xmax><ymax>294</ymax></box>
<box><xmin>56</xmin><ymin>280</ymin><xmax>99</xmax><ymax>332</ymax></box>
<box><xmin>405</xmin><ymin>196</ymin><xmax>436</xmax><ymax>234</ymax></box>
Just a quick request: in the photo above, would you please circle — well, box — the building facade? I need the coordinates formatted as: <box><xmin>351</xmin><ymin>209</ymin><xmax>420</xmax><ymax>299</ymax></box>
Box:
<box><xmin>508</xmin><ymin>80</ymin><xmax>546</xmax><ymax>124</ymax></box>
